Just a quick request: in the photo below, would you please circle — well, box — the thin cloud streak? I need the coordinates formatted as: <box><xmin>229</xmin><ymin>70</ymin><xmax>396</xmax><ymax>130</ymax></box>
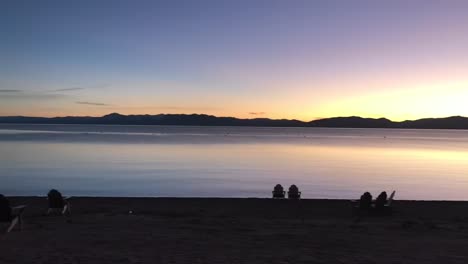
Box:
<box><xmin>0</xmin><ymin>89</ymin><xmax>22</xmax><ymax>93</ymax></box>
<box><xmin>49</xmin><ymin>83</ymin><xmax>109</xmax><ymax>92</ymax></box>
<box><xmin>249</xmin><ymin>112</ymin><xmax>266</xmax><ymax>115</ymax></box>
<box><xmin>76</xmin><ymin>101</ymin><xmax>110</xmax><ymax>106</ymax></box>
<box><xmin>53</xmin><ymin>87</ymin><xmax>85</xmax><ymax>92</ymax></box>
<box><xmin>0</xmin><ymin>93</ymin><xmax>66</xmax><ymax>100</ymax></box>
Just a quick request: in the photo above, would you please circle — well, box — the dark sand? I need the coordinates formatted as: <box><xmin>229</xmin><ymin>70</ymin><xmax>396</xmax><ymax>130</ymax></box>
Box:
<box><xmin>2</xmin><ymin>197</ymin><xmax>468</xmax><ymax>264</ymax></box>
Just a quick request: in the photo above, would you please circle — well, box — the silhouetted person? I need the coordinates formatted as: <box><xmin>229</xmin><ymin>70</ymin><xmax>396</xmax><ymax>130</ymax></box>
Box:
<box><xmin>287</xmin><ymin>184</ymin><xmax>301</xmax><ymax>199</ymax></box>
<box><xmin>272</xmin><ymin>184</ymin><xmax>285</xmax><ymax>198</ymax></box>
<box><xmin>375</xmin><ymin>191</ymin><xmax>387</xmax><ymax>210</ymax></box>
<box><xmin>359</xmin><ymin>192</ymin><xmax>372</xmax><ymax>210</ymax></box>
<box><xmin>48</xmin><ymin>189</ymin><xmax>65</xmax><ymax>209</ymax></box>
<box><xmin>0</xmin><ymin>194</ymin><xmax>12</xmax><ymax>222</ymax></box>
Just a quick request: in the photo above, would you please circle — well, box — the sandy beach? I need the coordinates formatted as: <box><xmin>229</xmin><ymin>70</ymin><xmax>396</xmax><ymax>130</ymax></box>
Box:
<box><xmin>2</xmin><ymin>197</ymin><xmax>468</xmax><ymax>263</ymax></box>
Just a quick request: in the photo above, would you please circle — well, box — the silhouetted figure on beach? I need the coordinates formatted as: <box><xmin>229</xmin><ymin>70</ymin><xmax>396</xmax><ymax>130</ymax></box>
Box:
<box><xmin>287</xmin><ymin>184</ymin><xmax>301</xmax><ymax>199</ymax></box>
<box><xmin>359</xmin><ymin>192</ymin><xmax>372</xmax><ymax>210</ymax></box>
<box><xmin>272</xmin><ymin>184</ymin><xmax>285</xmax><ymax>198</ymax></box>
<box><xmin>48</xmin><ymin>189</ymin><xmax>65</xmax><ymax>209</ymax></box>
<box><xmin>0</xmin><ymin>194</ymin><xmax>12</xmax><ymax>222</ymax></box>
<box><xmin>375</xmin><ymin>191</ymin><xmax>388</xmax><ymax>210</ymax></box>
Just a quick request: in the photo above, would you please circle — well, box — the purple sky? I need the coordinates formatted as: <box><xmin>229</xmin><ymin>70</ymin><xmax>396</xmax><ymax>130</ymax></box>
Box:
<box><xmin>1</xmin><ymin>0</ymin><xmax>468</xmax><ymax>120</ymax></box>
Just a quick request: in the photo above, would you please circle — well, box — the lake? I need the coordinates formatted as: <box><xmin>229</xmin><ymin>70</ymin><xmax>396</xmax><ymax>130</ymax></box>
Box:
<box><xmin>1</xmin><ymin>124</ymin><xmax>467</xmax><ymax>200</ymax></box>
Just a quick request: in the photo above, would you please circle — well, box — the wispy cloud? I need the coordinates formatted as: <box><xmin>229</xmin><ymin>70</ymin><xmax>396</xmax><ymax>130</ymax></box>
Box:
<box><xmin>0</xmin><ymin>92</ymin><xmax>66</xmax><ymax>100</ymax></box>
<box><xmin>50</xmin><ymin>83</ymin><xmax>109</xmax><ymax>92</ymax></box>
<box><xmin>0</xmin><ymin>89</ymin><xmax>22</xmax><ymax>93</ymax></box>
<box><xmin>53</xmin><ymin>87</ymin><xmax>85</xmax><ymax>92</ymax></box>
<box><xmin>76</xmin><ymin>101</ymin><xmax>110</xmax><ymax>106</ymax></box>
<box><xmin>249</xmin><ymin>112</ymin><xmax>266</xmax><ymax>115</ymax></box>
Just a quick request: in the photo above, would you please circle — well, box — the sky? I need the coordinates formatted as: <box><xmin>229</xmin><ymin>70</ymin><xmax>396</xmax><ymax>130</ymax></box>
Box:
<box><xmin>1</xmin><ymin>0</ymin><xmax>468</xmax><ymax>121</ymax></box>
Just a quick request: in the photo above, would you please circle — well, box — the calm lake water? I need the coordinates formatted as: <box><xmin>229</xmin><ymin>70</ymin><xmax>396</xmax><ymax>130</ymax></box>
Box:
<box><xmin>1</xmin><ymin>124</ymin><xmax>468</xmax><ymax>200</ymax></box>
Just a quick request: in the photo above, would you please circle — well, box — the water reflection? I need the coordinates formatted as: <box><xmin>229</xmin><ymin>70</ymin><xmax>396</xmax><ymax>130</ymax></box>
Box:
<box><xmin>0</xmin><ymin>125</ymin><xmax>467</xmax><ymax>200</ymax></box>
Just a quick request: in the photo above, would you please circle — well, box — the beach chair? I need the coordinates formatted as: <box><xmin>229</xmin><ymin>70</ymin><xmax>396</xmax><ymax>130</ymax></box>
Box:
<box><xmin>350</xmin><ymin>192</ymin><xmax>371</xmax><ymax>207</ymax></box>
<box><xmin>47</xmin><ymin>189</ymin><xmax>71</xmax><ymax>216</ymax></box>
<box><xmin>0</xmin><ymin>195</ymin><xmax>27</xmax><ymax>233</ymax></box>
<box><xmin>352</xmin><ymin>191</ymin><xmax>396</xmax><ymax>216</ymax></box>
<box><xmin>287</xmin><ymin>185</ymin><xmax>301</xmax><ymax>199</ymax></box>
<box><xmin>272</xmin><ymin>184</ymin><xmax>286</xmax><ymax>199</ymax></box>
<box><xmin>385</xmin><ymin>190</ymin><xmax>396</xmax><ymax>208</ymax></box>
<box><xmin>374</xmin><ymin>191</ymin><xmax>388</xmax><ymax>210</ymax></box>
<box><xmin>351</xmin><ymin>192</ymin><xmax>372</xmax><ymax>215</ymax></box>
<box><xmin>374</xmin><ymin>190</ymin><xmax>395</xmax><ymax>215</ymax></box>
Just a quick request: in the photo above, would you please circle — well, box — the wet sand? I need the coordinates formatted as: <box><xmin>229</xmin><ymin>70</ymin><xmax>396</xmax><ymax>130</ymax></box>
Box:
<box><xmin>2</xmin><ymin>197</ymin><xmax>468</xmax><ymax>264</ymax></box>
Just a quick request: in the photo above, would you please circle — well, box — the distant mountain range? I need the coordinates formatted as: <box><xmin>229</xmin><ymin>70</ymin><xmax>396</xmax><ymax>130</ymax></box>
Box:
<box><xmin>1</xmin><ymin>113</ymin><xmax>468</xmax><ymax>129</ymax></box>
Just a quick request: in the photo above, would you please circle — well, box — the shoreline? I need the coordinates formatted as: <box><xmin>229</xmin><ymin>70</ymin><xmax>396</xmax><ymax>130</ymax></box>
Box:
<box><xmin>3</xmin><ymin>122</ymin><xmax>468</xmax><ymax>131</ymax></box>
<box><xmin>9</xmin><ymin>196</ymin><xmax>468</xmax><ymax>202</ymax></box>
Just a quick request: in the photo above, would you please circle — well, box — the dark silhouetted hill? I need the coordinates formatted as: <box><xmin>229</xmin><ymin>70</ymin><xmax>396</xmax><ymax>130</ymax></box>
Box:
<box><xmin>1</xmin><ymin>113</ymin><xmax>468</xmax><ymax>129</ymax></box>
<box><xmin>309</xmin><ymin>116</ymin><xmax>393</xmax><ymax>128</ymax></box>
<box><xmin>397</xmin><ymin>116</ymin><xmax>468</xmax><ymax>129</ymax></box>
